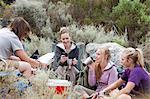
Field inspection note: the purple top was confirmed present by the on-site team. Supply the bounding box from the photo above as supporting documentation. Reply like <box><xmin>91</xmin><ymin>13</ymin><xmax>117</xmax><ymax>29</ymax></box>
<box><xmin>88</xmin><ymin>61</ymin><xmax>118</xmax><ymax>92</ymax></box>
<box><xmin>121</xmin><ymin>65</ymin><xmax>150</xmax><ymax>94</ymax></box>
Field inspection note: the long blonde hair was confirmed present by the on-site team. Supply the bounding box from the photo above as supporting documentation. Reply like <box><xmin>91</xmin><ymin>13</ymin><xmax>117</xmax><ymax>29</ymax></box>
<box><xmin>95</xmin><ymin>47</ymin><xmax>111</xmax><ymax>81</ymax></box>
<box><xmin>123</xmin><ymin>47</ymin><xmax>144</xmax><ymax>68</ymax></box>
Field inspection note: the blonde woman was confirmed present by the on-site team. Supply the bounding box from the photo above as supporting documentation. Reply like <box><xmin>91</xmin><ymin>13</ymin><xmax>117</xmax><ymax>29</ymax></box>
<box><xmin>53</xmin><ymin>27</ymin><xmax>79</xmax><ymax>84</ymax></box>
<box><xmin>74</xmin><ymin>47</ymin><xmax>118</xmax><ymax>99</ymax></box>
<box><xmin>100</xmin><ymin>48</ymin><xmax>150</xmax><ymax>99</ymax></box>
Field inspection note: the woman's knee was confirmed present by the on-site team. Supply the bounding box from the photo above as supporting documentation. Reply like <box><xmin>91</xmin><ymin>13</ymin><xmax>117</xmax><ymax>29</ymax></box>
<box><xmin>18</xmin><ymin>61</ymin><xmax>32</xmax><ymax>72</ymax></box>
<box><xmin>117</xmin><ymin>94</ymin><xmax>131</xmax><ymax>99</ymax></box>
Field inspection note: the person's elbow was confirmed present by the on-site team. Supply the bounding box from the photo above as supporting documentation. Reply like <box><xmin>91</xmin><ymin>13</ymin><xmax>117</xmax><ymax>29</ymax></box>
<box><xmin>126</xmin><ymin>89</ymin><xmax>131</xmax><ymax>94</ymax></box>
<box><xmin>121</xmin><ymin>82</ymin><xmax>135</xmax><ymax>94</ymax></box>
<box><xmin>122</xmin><ymin>88</ymin><xmax>132</xmax><ymax>94</ymax></box>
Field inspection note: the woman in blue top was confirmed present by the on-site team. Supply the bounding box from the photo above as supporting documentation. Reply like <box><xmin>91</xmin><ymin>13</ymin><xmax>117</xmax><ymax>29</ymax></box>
<box><xmin>98</xmin><ymin>48</ymin><xmax>150</xmax><ymax>99</ymax></box>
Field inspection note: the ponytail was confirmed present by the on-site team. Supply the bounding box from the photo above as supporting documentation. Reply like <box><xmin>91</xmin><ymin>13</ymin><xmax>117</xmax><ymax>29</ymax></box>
<box><xmin>135</xmin><ymin>48</ymin><xmax>144</xmax><ymax>68</ymax></box>
<box><xmin>124</xmin><ymin>47</ymin><xmax>145</xmax><ymax>68</ymax></box>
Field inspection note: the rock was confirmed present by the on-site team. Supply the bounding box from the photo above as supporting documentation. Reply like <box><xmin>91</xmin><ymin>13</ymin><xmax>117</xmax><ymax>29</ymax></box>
<box><xmin>143</xmin><ymin>43</ymin><xmax>150</xmax><ymax>72</ymax></box>
<box><xmin>86</xmin><ymin>43</ymin><xmax>125</xmax><ymax>67</ymax></box>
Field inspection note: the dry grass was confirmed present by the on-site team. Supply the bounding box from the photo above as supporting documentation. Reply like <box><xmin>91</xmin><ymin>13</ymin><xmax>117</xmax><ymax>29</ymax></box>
<box><xmin>1</xmin><ymin>68</ymin><xmax>150</xmax><ymax>99</ymax></box>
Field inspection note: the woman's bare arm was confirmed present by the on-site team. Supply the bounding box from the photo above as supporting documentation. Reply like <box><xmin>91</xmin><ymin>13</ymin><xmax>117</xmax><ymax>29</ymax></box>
<box><xmin>15</xmin><ymin>50</ymin><xmax>39</xmax><ymax>68</ymax></box>
<box><xmin>118</xmin><ymin>82</ymin><xmax>135</xmax><ymax>95</ymax></box>
<box><xmin>102</xmin><ymin>78</ymin><xmax>125</xmax><ymax>93</ymax></box>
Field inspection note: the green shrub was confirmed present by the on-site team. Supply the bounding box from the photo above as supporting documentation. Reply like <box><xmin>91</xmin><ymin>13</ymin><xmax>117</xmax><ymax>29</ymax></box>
<box><xmin>13</xmin><ymin>0</ymin><xmax>47</xmax><ymax>36</ymax></box>
<box><xmin>68</xmin><ymin>24</ymin><xmax>98</xmax><ymax>44</ymax></box>
<box><xmin>46</xmin><ymin>1</ymin><xmax>73</xmax><ymax>32</ymax></box>
<box><xmin>24</xmin><ymin>35</ymin><xmax>53</xmax><ymax>55</ymax></box>
<box><xmin>111</xmin><ymin>0</ymin><xmax>150</xmax><ymax>47</ymax></box>
<box><xmin>67</xmin><ymin>24</ymin><xmax>127</xmax><ymax>46</ymax></box>
<box><xmin>13</xmin><ymin>0</ymin><xmax>73</xmax><ymax>39</ymax></box>
<box><xmin>111</xmin><ymin>36</ymin><xmax>127</xmax><ymax>47</ymax></box>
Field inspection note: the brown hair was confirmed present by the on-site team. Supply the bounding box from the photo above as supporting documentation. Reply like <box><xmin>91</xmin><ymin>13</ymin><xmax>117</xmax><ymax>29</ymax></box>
<box><xmin>9</xmin><ymin>17</ymin><xmax>31</xmax><ymax>40</ymax></box>
<box><xmin>123</xmin><ymin>47</ymin><xmax>144</xmax><ymax>68</ymax></box>
<box><xmin>95</xmin><ymin>47</ymin><xmax>111</xmax><ymax>81</ymax></box>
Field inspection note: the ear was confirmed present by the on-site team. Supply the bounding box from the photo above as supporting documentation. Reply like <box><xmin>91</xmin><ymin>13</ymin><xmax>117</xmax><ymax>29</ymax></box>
<box><xmin>128</xmin><ymin>57</ymin><xmax>133</xmax><ymax>63</ymax></box>
<box><xmin>104</xmin><ymin>54</ymin><xmax>108</xmax><ymax>60</ymax></box>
